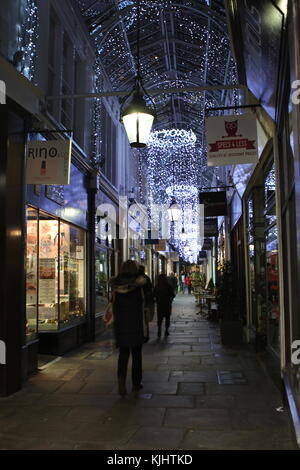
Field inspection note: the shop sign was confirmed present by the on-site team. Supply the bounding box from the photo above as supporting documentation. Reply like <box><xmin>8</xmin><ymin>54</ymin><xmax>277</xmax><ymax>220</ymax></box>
<box><xmin>26</xmin><ymin>140</ymin><xmax>72</xmax><ymax>185</ymax></box>
<box><xmin>204</xmin><ymin>218</ymin><xmax>218</xmax><ymax>236</ymax></box>
<box><xmin>202</xmin><ymin>238</ymin><xmax>213</xmax><ymax>250</ymax></box>
<box><xmin>200</xmin><ymin>192</ymin><xmax>227</xmax><ymax>217</ymax></box>
<box><xmin>155</xmin><ymin>240</ymin><xmax>167</xmax><ymax>252</ymax></box>
<box><xmin>144</xmin><ymin>238</ymin><xmax>159</xmax><ymax>245</ymax></box>
<box><xmin>206</xmin><ymin>114</ymin><xmax>258</xmax><ymax>167</ymax></box>
<box><xmin>236</xmin><ymin>0</ymin><xmax>285</xmax><ymax>121</ymax></box>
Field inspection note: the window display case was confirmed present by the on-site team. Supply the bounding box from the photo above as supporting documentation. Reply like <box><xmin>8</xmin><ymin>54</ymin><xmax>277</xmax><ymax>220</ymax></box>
<box><xmin>25</xmin><ymin>206</ymin><xmax>86</xmax><ymax>339</ymax></box>
<box><xmin>38</xmin><ymin>213</ymin><xmax>59</xmax><ymax>331</ymax></box>
<box><xmin>95</xmin><ymin>248</ymin><xmax>108</xmax><ymax>314</ymax></box>
<box><xmin>264</xmin><ymin>164</ymin><xmax>280</xmax><ymax>354</ymax></box>
<box><xmin>59</xmin><ymin>222</ymin><xmax>85</xmax><ymax>326</ymax></box>
<box><xmin>26</xmin><ymin>207</ymin><xmax>38</xmax><ymax>341</ymax></box>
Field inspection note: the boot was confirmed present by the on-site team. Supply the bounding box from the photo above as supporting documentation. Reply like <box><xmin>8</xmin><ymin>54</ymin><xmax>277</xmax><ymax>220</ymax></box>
<box><xmin>132</xmin><ymin>383</ymin><xmax>143</xmax><ymax>392</ymax></box>
<box><xmin>118</xmin><ymin>378</ymin><xmax>127</xmax><ymax>397</ymax></box>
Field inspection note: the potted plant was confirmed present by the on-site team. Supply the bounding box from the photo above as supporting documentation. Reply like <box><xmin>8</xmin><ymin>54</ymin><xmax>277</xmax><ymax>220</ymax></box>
<box><xmin>216</xmin><ymin>261</ymin><xmax>243</xmax><ymax>346</ymax></box>
<box><xmin>206</xmin><ymin>278</ymin><xmax>215</xmax><ymax>294</ymax></box>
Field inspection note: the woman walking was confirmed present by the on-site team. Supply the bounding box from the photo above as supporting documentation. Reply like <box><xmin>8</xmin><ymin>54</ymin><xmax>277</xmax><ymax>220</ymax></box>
<box><xmin>154</xmin><ymin>274</ymin><xmax>175</xmax><ymax>338</ymax></box>
<box><xmin>185</xmin><ymin>274</ymin><xmax>192</xmax><ymax>294</ymax></box>
<box><xmin>111</xmin><ymin>260</ymin><xmax>147</xmax><ymax>397</ymax></box>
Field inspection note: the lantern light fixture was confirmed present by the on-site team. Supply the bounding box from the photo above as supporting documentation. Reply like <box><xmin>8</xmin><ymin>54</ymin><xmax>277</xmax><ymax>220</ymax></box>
<box><xmin>120</xmin><ymin>0</ymin><xmax>155</xmax><ymax>148</ymax></box>
<box><xmin>167</xmin><ymin>197</ymin><xmax>181</xmax><ymax>222</ymax></box>
<box><xmin>179</xmin><ymin>227</ymin><xmax>187</xmax><ymax>242</ymax></box>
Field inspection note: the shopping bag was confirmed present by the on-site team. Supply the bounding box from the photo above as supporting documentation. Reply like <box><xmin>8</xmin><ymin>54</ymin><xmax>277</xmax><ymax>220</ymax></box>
<box><xmin>104</xmin><ymin>302</ymin><xmax>114</xmax><ymax>327</ymax></box>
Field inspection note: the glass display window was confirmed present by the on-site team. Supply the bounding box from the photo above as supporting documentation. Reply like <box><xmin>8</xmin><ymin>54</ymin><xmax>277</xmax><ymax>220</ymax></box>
<box><xmin>59</xmin><ymin>222</ymin><xmax>86</xmax><ymax>326</ymax></box>
<box><xmin>265</xmin><ymin>164</ymin><xmax>276</xmax><ymax>206</ymax></box>
<box><xmin>247</xmin><ymin>196</ymin><xmax>254</xmax><ymax>243</ymax></box>
<box><xmin>264</xmin><ymin>163</ymin><xmax>280</xmax><ymax>355</ymax></box>
<box><xmin>25</xmin><ymin>206</ymin><xmax>86</xmax><ymax>334</ymax></box>
<box><xmin>38</xmin><ymin>212</ymin><xmax>59</xmax><ymax>331</ymax></box>
<box><xmin>26</xmin><ymin>207</ymin><xmax>38</xmax><ymax>341</ymax></box>
<box><xmin>95</xmin><ymin>248</ymin><xmax>108</xmax><ymax>315</ymax></box>
<box><xmin>265</xmin><ymin>164</ymin><xmax>277</xmax><ymax>227</ymax></box>
<box><xmin>266</xmin><ymin>227</ymin><xmax>280</xmax><ymax>353</ymax></box>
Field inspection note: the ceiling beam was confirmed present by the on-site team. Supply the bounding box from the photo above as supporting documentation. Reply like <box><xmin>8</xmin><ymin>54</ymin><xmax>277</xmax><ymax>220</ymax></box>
<box><xmin>46</xmin><ymin>84</ymin><xmax>245</xmax><ymax>101</ymax></box>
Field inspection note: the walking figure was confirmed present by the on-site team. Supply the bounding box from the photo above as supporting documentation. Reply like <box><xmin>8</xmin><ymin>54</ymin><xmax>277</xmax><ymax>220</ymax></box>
<box><xmin>111</xmin><ymin>260</ymin><xmax>147</xmax><ymax>397</ymax></box>
<box><xmin>154</xmin><ymin>274</ymin><xmax>175</xmax><ymax>338</ymax></box>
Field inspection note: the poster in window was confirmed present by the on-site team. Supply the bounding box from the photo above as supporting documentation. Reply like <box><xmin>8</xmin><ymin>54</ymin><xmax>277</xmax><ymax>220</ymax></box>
<box><xmin>39</xmin><ymin>258</ymin><xmax>56</xmax><ymax>304</ymax></box>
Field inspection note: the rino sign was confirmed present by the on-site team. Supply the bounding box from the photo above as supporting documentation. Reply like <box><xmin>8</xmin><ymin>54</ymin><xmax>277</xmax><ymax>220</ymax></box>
<box><xmin>0</xmin><ymin>340</ymin><xmax>6</xmax><ymax>365</ymax></box>
<box><xmin>26</xmin><ymin>140</ymin><xmax>72</xmax><ymax>185</ymax></box>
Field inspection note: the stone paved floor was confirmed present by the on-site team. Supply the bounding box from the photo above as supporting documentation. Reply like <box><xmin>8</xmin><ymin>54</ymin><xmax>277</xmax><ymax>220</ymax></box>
<box><xmin>0</xmin><ymin>294</ymin><xmax>298</xmax><ymax>450</ymax></box>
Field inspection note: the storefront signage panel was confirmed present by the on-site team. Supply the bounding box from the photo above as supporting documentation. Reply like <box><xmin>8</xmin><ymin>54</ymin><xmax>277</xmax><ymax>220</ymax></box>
<box><xmin>206</xmin><ymin>114</ymin><xmax>258</xmax><ymax>167</ymax></box>
<box><xmin>27</xmin><ymin>163</ymin><xmax>88</xmax><ymax>230</ymax></box>
<box><xmin>26</xmin><ymin>140</ymin><xmax>72</xmax><ymax>185</ymax></box>
<box><xmin>200</xmin><ymin>192</ymin><xmax>227</xmax><ymax>217</ymax></box>
<box><xmin>237</xmin><ymin>0</ymin><xmax>284</xmax><ymax>121</ymax></box>
<box><xmin>202</xmin><ymin>238</ymin><xmax>213</xmax><ymax>250</ymax></box>
<box><xmin>204</xmin><ymin>218</ymin><xmax>218</xmax><ymax>236</ymax></box>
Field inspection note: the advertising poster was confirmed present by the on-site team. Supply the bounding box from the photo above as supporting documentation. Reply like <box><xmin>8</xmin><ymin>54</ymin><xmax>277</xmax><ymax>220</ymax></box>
<box><xmin>39</xmin><ymin>259</ymin><xmax>56</xmax><ymax>304</ymax></box>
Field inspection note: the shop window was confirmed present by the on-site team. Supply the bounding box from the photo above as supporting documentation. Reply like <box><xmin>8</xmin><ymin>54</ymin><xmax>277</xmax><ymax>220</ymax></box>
<box><xmin>247</xmin><ymin>197</ymin><xmax>254</xmax><ymax>243</ymax></box>
<box><xmin>266</xmin><ymin>224</ymin><xmax>280</xmax><ymax>353</ymax></box>
<box><xmin>246</xmin><ymin>195</ymin><xmax>257</xmax><ymax>329</ymax></box>
<box><xmin>265</xmin><ymin>164</ymin><xmax>276</xmax><ymax>227</ymax></box>
<box><xmin>25</xmin><ymin>207</ymin><xmax>86</xmax><ymax>335</ymax></box>
<box><xmin>38</xmin><ymin>212</ymin><xmax>59</xmax><ymax>330</ymax></box>
<box><xmin>264</xmin><ymin>164</ymin><xmax>280</xmax><ymax>354</ymax></box>
<box><xmin>26</xmin><ymin>207</ymin><xmax>38</xmax><ymax>341</ymax></box>
<box><xmin>59</xmin><ymin>222</ymin><xmax>86</xmax><ymax>326</ymax></box>
<box><xmin>95</xmin><ymin>249</ymin><xmax>108</xmax><ymax>315</ymax></box>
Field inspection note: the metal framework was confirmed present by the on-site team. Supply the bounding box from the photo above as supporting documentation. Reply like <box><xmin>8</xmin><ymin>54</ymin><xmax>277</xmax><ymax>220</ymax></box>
<box><xmin>73</xmin><ymin>0</ymin><xmax>240</xmax><ymax>184</ymax></box>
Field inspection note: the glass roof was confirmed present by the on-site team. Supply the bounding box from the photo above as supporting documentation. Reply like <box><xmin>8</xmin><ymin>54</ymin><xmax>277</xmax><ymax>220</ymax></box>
<box><xmin>74</xmin><ymin>0</ymin><xmax>239</xmax><ymax>185</ymax></box>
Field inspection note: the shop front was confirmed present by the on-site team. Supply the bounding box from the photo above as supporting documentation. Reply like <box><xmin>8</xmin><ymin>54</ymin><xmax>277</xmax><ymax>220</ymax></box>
<box><xmin>26</xmin><ymin>206</ymin><xmax>87</xmax><ymax>355</ymax></box>
<box><xmin>243</xmin><ymin>151</ymin><xmax>281</xmax><ymax>355</ymax></box>
<box><xmin>95</xmin><ymin>189</ymin><xmax>119</xmax><ymax>334</ymax></box>
<box><xmin>26</xmin><ymin>157</ymin><xmax>91</xmax><ymax>357</ymax></box>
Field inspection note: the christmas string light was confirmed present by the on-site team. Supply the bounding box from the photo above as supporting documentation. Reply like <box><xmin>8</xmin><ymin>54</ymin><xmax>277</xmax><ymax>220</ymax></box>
<box><xmin>146</xmin><ymin>128</ymin><xmax>203</xmax><ymax>262</ymax></box>
<box><xmin>19</xmin><ymin>0</ymin><xmax>39</xmax><ymax>82</ymax></box>
<box><xmin>76</xmin><ymin>0</ymin><xmax>239</xmax><ymax>246</ymax></box>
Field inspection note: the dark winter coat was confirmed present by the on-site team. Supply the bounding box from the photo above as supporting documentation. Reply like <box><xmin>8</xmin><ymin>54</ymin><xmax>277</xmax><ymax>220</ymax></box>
<box><xmin>167</xmin><ymin>274</ymin><xmax>178</xmax><ymax>293</ymax></box>
<box><xmin>153</xmin><ymin>284</ymin><xmax>175</xmax><ymax>317</ymax></box>
<box><xmin>112</xmin><ymin>274</ymin><xmax>146</xmax><ymax>348</ymax></box>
